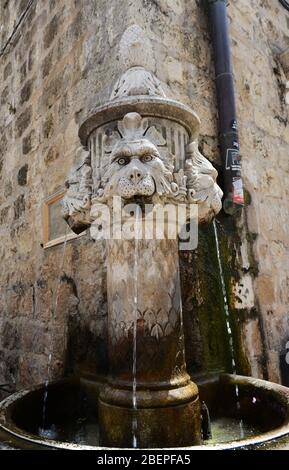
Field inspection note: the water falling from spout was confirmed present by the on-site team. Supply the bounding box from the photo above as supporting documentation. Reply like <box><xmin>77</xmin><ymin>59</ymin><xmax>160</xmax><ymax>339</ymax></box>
<box><xmin>41</xmin><ymin>227</ymin><xmax>69</xmax><ymax>432</ymax></box>
<box><xmin>177</xmin><ymin>258</ymin><xmax>187</xmax><ymax>374</ymax></box>
<box><xmin>41</xmin><ymin>353</ymin><xmax>52</xmax><ymax>430</ymax></box>
<box><xmin>132</xmin><ymin>208</ymin><xmax>141</xmax><ymax>448</ymax></box>
<box><xmin>213</xmin><ymin>220</ymin><xmax>244</xmax><ymax>436</ymax></box>
<box><xmin>213</xmin><ymin>220</ymin><xmax>236</xmax><ymax>373</ymax></box>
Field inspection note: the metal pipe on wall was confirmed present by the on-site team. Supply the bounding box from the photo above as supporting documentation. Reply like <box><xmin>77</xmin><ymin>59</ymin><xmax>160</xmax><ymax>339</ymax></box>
<box><xmin>279</xmin><ymin>0</ymin><xmax>289</xmax><ymax>13</ymax></box>
<box><xmin>206</xmin><ymin>0</ymin><xmax>244</xmax><ymax>214</ymax></box>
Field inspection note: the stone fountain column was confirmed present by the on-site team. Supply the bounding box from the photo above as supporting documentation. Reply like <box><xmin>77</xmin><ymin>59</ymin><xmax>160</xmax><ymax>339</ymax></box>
<box><xmin>62</xmin><ymin>25</ymin><xmax>223</xmax><ymax>448</ymax></box>
<box><xmin>100</xmin><ymin>236</ymin><xmax>200</xmax><ymax>447</ymax></box>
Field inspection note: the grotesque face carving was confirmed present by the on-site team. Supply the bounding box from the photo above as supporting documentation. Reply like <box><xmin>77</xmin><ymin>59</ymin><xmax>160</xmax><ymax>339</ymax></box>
<box><xmin>111</xmin><ymin>140</ymin><xmax>159</xmax><ymax>198</ymax></box>
<box><xmin>96</xmin><ymin>113</ymin><xmax>174</xmax><ymax>202</ymax></box>
<box><xmin>104</xmin><ymin>139</ymin><xmax>173</xmax><ymax>199</ymax></box>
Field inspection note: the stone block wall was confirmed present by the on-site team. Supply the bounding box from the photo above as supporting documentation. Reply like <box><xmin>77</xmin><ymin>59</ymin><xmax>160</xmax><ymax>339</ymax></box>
<box><xmin>0</xmin><ymin>0</ymin><xmax>288</xmax><ymax>391</ymax></box>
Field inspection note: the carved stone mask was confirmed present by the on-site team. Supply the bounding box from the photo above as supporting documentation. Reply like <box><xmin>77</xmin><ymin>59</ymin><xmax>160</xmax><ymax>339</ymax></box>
<box><xmin>102</xmin><ymin>138</ymin><xmax>172</xmax><ymax>199</ymax></box>
<box><xmin>96</xmin><ymin>112</ymin><xmax>174</xmax><ymax>202</ymax></box>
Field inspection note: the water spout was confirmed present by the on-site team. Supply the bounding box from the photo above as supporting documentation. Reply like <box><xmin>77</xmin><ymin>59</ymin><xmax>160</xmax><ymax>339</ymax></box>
<box><xmin>201</xmin><ymin>401</ymin><xmax>212</xmax><ymax>440</ymax></box>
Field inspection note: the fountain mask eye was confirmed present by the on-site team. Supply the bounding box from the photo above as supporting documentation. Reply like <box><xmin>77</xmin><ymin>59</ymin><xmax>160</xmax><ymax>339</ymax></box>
<box><xmin>117</xmin><ymin>157</ymin><xmax>130</xmax><ymax>166</ymax></box>
<box><xmin>140</xmin><ymin>155</ymin><xmax>154</xmax><ymax>163</ymax></box>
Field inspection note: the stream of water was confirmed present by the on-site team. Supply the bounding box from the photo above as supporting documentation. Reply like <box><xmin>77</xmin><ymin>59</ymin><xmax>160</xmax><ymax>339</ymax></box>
<box><xmin>177</xmin><ymin>253</ymin><xmax>187</xmax><ymax>374</ymax></box>
<box><xmin>132</xmin><ymin>208</ymin><xmax>141</xmax><ymax>448</ymax></box>
<box><xmin>40</xmin><ymin>228</ymin><xmax>69</xmax><ymax>433</ymax></box>
<box><xmin>213</xmin><ymin>220</ymin><xmax>244</xmax><ymax>438</ymax></box>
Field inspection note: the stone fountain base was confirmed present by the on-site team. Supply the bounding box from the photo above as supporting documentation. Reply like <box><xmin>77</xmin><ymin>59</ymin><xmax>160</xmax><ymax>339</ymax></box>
<box><xmin>98</xmin><ymin>383</ymin><xmax>201</xmax><ymax>448</ymax></box>
<box><xmin>1</xmin><ymin>374</ymin><xmax>289</xmax><ymax>450</ymax></box>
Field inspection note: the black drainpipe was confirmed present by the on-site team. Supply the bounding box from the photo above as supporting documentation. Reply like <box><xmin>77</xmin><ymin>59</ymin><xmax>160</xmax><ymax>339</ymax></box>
<box><xmin>279</xmin><ymin>0</ymin><xmax>289</xmax><ymax>13</ymax></box>
<box><xmin>206</xmin><ymin>0</ymin><xmax>244</xmax><ymax>215</ymax></box>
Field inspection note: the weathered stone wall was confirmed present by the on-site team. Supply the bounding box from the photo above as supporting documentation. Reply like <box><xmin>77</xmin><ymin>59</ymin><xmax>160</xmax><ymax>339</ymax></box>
<box><xmin>228</xmin><ymin>0</ymin><xmax>289</xmax><ymax>382</ymax></box>
<box><xmin>0</xmin><ymin>0</ymin><xmax>288</xmax><ymax>392</ymax></box>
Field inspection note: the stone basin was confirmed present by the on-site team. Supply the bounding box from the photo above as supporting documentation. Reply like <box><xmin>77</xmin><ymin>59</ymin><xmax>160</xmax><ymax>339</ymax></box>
<box><xmin>1</xmin><ymin>374</ymin><xmax>289</xmax><ymax>450</ymax></box>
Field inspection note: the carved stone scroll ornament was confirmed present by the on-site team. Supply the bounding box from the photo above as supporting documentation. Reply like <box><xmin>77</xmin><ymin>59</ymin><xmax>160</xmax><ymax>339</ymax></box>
<box><xmin>62</xmin><ymin>147</ymin><xmax>92</xmax><ymax>234</ymax></box>
<box><xmin>185</xmin><ymin>142</ymin><xmax>223</xmax><ymax>223</ymax></box>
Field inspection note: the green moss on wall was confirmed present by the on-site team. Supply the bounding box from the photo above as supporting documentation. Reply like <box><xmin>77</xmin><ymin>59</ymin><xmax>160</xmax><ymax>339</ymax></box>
<box><xmin>181</xmin><ymin>221</ymin><xmax>234</xmax><ymax>375</ymax></box>
<box><xmin>181</xmin><ymin>201</ymin><xmax>268</xmax><ymax>379</ymax></box>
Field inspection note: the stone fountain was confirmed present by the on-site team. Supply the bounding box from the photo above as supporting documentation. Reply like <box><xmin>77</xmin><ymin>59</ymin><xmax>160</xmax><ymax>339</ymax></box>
<box><xmin>1</xmin><ymin>26</ymin><xmax>289</xmax><ymax>450</ymax></box>
<box><xmin>61</xmin><ymin>25</ymin><xmax>223</xmax><ymax>447</ymax></box>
